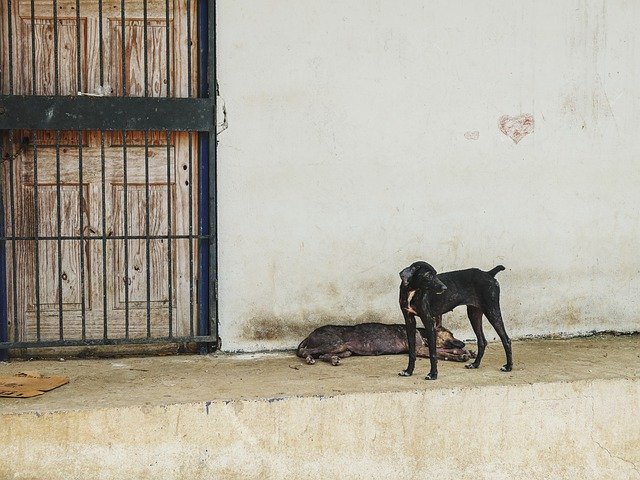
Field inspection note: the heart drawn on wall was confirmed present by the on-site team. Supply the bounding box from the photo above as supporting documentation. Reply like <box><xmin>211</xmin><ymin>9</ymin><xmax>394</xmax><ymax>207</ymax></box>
<box><xmin>498</xmin><ymin>114</ymin><xmax>534</xmax><ymax>144</ymax></box>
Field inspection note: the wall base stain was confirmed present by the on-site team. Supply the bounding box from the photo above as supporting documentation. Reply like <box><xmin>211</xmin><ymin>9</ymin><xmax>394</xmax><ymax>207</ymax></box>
<box><xmin>241</xmin><ymin>311</ymin><xmax>391</xmax><ymax>342</ymax></box>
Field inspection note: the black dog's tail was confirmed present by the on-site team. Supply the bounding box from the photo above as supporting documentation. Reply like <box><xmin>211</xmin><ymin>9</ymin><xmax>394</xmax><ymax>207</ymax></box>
<box><xmin>487</xmin><ymin>265</ymin><xmax>505</xmax><ymax>277</ymax></box>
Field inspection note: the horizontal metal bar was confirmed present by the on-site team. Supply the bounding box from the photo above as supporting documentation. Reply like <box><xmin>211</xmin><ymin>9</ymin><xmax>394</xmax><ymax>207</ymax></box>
<box><xmin>0</xmin><ymin>234</ymin><xmax>212</xmax><ymax>241</ymax></box>
<box><xmin>0</xmin><ymin>335</ymin><xmax>218</xmax><ymax>349</ymax></box>
<box><xmin>0</xmin><ymin>96</ymin><xmax>216</xmax><ymax>131</ymax></box>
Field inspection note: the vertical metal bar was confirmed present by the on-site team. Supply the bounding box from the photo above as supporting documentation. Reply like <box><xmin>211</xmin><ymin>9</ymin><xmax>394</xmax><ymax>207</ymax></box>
<box><xmin>208</xmin><ymin>0</ymin><xmax>218</xmax><ymax>346</ymax></box>
<box><xmin>197</xmin><ymin>0</ymin><xmax>210</xmax><ymax>351</ymax></box>
<box><xmin>98</xmin><ymin>0</ymin><xmax>104</xmax><ymax>88</ymax></box>
<box><xmin>123</xmin><ymin>129</ymin><xmax>129</xmax><ymax>338</ymax></box>
<box><xmin>144</xmin><ymin>131</ymin><xmax>151</xmax><ymax>337</ymax></box>
<box><xmin>7</xmin><ymin>0</ymin><xmax>14</xmax><ymax>94</ymax></box>
<box><xmin>143</xmin><ymin>0</ymin><xmax>151</xmax><ymax>337</ymax></box>
<box><xmin>75</xmin><ymin>1</ymin><xmax>86</xmax><ymax>339</ymax></box>
<box><xmin>7</xmin><ymin>134</ymin><xmax>18</xmax><ymax>345</ymax></box>
<box><xmin>32</xmin><ymin>131</ymin><xmax>41</xmax><ymax>341</ymax></box>
<box><xmin>120</xmin><ymin>0</ymin><xmax>126</xmax><ymax>96</ymax></box>
<box><xmin>0</xmin><ymin>37</ymin><xmax>14</xmax><ymax>362</ymax></box>
<box><xmin>165</xmin><ymin>0</ymin><xmax>171</xmax><ymax>98</ymax></box>
<box><xmin>30</xmin><ymin>0</ymin><xmax>37</xmax><ymax>95</ymax></box>
<box><xmin>143</xmin><ymin>0</ymin><xmax>149</xmax><ymax>97</ymax></box>
<box><xmin>53</xmin><ymin>2</ymin><xmax>62</xmax><ymax>340</ymax></box>
<box><xmin>187</xmin><ymin>0</ymin><xmax>193</xmax><ymax>97</ymax></box>
<box><xmin>188</xmin><ymin>131</ymin><xmax>194</xmax><ymax>337</ymax></box>
<box><xmin>29</xmin><ymin>2</ymin><xmax>40</xmax><ymax>341</ymax></box>
<box><xmin>165</xmin><ymin>0</ymin><xmax>173</xmax><ymax>337</ymax></box>
<box><xmin>98</xmin><ymin>3</ymin><xmax>107</xmax><ymax>339</ymax></box>
<box><xmin>120</xmin><ymin>0</ymin><xmax>129</xmax><ymax>339</ymax></box>
<box><xmin>187</xmin><ymin>0</ymin><xmax>194</xmax><ymax>336</ymax></box>
<box><xmin>55</xmin><ymin>130</ymin><xmax>63</xmax><ymax>339</ymax></box>
<box><xmin>100</xmin><ymin>130</ymin><xmax>108</xmax><ymax>339</ymax></box>
<box><xmin>75</xmin><ymin>0</ymin><xmax>82</xmax><ymax>93</ymax></box>
<box><xmin>0</xmin><ymin>253</ymin><xmax>5</xmax><ymax>359</ymax></box>
<box><xmin>0</xmin><ymin>141</ymin><xmax>8</xmax><ymax>361</ymax></box>
<box><xmin>53</xmin><ymin>0</ymin><xmax>60</xmax><ymax>95</ymax></box>
<box><xmin>166</xmin><ymin>131</ymin><xmax>173</xmax><ymax>338</ymax></box>
<box><xmin>77</xmin><ymin>131</ymin><xmax>86</xmax><ymax>339</ymax></box>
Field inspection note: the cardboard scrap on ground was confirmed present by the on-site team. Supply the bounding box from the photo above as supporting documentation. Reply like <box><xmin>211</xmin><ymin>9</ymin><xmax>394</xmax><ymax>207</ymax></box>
<box><xmin>0</xmin><ymin>371</ymin><xmax>69</xmax><ymax>398</ymax></box>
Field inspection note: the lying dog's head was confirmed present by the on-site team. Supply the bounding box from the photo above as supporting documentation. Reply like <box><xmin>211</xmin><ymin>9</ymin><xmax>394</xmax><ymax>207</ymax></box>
<box><xmin>399</xmin><ymin>261</ymin><xmax>447</xmax><ymax>295</ymax></box>
<box><xmin>418</xmin><ymin>326</ymin><xmax>466</xmax><ymax>350</ymax></box>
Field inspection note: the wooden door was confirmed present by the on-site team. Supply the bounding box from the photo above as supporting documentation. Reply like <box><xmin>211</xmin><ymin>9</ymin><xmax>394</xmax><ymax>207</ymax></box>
<box><xmin>1</xmin><ymin>0</ymin><xmax>199</xmax><ymax>342</ymax></box>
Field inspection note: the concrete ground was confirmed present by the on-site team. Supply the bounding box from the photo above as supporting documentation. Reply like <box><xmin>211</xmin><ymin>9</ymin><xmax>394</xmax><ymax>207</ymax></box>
<box><xmin>1</xmin><ymin>334</ymin><xmax>639</xmax><ymax>479</ymax></box>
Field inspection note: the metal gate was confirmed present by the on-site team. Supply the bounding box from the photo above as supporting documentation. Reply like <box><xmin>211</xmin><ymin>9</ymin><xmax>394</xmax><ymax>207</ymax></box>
<box><xmin>0</xmin><ymin>0</ymin><xmax>217</xmax><ymax>359</ymax></box>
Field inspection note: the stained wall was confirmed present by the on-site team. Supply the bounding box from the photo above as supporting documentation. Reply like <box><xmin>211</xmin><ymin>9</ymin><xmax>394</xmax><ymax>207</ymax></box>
<box><xmin>216</xmin><ymin>0</ymin><xmax>640</xmax><ymax>351</ymax></box>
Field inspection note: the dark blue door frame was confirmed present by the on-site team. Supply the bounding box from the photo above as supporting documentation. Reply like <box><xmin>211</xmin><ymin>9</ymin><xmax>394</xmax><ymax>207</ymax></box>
<box><xmin>198</xmin><ymin>0</ymin><xmax>218</xmax><ymax>353</ymax></box>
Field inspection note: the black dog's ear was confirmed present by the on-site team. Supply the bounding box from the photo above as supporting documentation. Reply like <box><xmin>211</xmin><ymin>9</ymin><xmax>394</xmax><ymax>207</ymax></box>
<box><xmin>398</xmin><ymin>267</ymin><xmax>413</xmax><ymax>287</ymax></box>
<box><xmin>399</xmin><ymin>265</ymin><xmax>416</xmax><ymax>288</ymax></box>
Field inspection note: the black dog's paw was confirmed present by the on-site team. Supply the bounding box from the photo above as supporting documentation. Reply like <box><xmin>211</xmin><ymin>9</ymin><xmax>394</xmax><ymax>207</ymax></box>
<box><xmin>465</xmin><ymin>363</ymin><xmax>479</xmax><ymax>369</ymax></box>
<box><xmin>500</xmin><ymin>364</ymin><xmax>513</xmax><ymax>372</ymax></box>
<box><xmin>398</xmin><ymin>370</ymin><xmax>412</xmax><ymax>377</ymax></box>
<box><xmin>425</xmin><ymin>373</ymin><xmax>437</xmax><ymax>380</ymax></box>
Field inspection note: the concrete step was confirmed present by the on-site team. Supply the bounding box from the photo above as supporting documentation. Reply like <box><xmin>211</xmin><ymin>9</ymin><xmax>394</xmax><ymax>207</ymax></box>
<box><xmin>1</xmin><ymin>334</ymin><xmax>639</xmax><ymax>479</ymax></box>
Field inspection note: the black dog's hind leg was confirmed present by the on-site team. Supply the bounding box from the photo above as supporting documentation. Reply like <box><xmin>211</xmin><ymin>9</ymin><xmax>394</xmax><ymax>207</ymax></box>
<box><xmin>465</xmin><ymin>306</ymin><xmax>487</xmax><ymax>369</ymax></box>
<box><xmin>484</xmin><ymin>304</ymin><xmax>513</xmax><ymax>372</ymax></box>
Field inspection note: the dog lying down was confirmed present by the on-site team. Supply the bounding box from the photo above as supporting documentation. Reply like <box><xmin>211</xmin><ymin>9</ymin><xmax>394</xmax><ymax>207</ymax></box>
<box><xmin>297</xmin><ymin>323</ymin><xmax>476</xmax><ymax>366</ymax></box>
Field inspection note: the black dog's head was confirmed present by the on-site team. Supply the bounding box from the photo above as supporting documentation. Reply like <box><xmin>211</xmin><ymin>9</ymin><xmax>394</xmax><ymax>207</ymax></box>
<box><xmin>399</xmin><ymin>261</ymin><xmax>447</xmax><ymax>295</ymax></box>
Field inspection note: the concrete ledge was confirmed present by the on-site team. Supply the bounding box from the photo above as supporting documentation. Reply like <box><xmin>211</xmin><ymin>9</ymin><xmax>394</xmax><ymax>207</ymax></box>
<box><xmin>1</xmin><ymin>335</ymin><xmax>639</xmax><ymax>479</ymax></box>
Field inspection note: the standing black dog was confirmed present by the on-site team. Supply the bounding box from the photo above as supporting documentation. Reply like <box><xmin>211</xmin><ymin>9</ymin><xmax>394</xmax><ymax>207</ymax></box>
<box><xmin>398</xmin><ymin>261</ymin><xmax>513</xmax><ymax>380</ymax></box>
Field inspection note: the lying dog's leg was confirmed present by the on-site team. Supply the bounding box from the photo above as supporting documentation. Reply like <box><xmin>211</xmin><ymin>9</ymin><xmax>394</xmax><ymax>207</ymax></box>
<box><xmin>437</xmin><ymin>348</ymin><xmax>471</xmax><ymax>362</ymax></box>
<box><xmin>318</xmin><ymin>350</ymin><xmax>352</xmax><ymax>366</ymax></box>
<box><xmin>465</xmin><ymin>305</ymin><xmax>487</xmax><ymax>369</ymax></box>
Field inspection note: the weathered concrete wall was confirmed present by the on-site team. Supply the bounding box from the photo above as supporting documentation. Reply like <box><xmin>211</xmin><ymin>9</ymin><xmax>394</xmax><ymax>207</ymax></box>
<box><xmin>216</xmin><ymin>0</ymin><xmax>640</xmax><ymax>351</ymax></box>
<box><xmin>2</xmin><ymin>378</ymin><xmax>639</xmax><ymax>479</ymax></box>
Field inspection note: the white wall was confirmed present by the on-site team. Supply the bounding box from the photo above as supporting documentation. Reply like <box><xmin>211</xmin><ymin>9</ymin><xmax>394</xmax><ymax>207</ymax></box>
<box><xmin>216</xmin><ymin>0</ymin><xmax>640</xmax><ymax>351</ymax></box>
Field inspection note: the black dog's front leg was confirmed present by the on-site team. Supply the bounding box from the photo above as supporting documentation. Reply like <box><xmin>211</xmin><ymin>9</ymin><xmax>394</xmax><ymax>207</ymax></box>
<box><xmin>399</xmin><ymin>311</ymin><xmax>416</xmax><ymax>376</ymax></box>
<box><xmin>421</xmin><ymin>312</ymin><xmax>438</xmax><ymax>380</ymax></box>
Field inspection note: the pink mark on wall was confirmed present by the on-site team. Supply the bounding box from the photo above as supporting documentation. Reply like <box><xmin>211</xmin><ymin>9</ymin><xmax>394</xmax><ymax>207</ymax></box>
<box><xmin>498</xmin><ymin>114</ymin><xmax>534</xmax><ymax>144</ymax></box>
<box><xmin>464</xmin><ymin>130</ymin><xmax>480</xmax><ymax>140</ymax></box>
